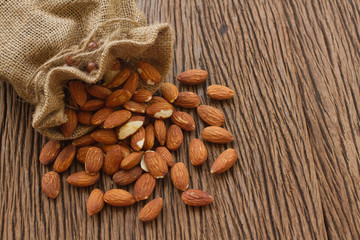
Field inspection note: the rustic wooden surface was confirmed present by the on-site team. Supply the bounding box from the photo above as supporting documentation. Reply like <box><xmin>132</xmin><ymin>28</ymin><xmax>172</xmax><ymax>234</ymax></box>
<box><xmin>1</xmin><ymin>0</ymin><xmax>360</xmax><ymax>239</ymax></box>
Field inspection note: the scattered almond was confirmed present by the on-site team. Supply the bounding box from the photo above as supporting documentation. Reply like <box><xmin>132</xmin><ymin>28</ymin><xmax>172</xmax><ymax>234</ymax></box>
<box><xmin>60</xmin><ymin>108</ymin><xmax>78</xmax><ymax>137</ymax></box>
<box><xmin>211</xmin><ymin>149</ymin><xmax>238</xmax><ymax>174</ymax></box>
<box><xmin>85</xmin><ymin>147</ymin><xmax>104</xmax><ymax>174</ymax></box>
<box><xmin>39</xmin><ymin>140</ymin><xmax>61</xmax><ymax>165</ymax></box>
<box><xmin>143</xmin><ymin>124</ymin><xmax>155</xmax><ymax>150</ymax></box>
<box><xmin>131</xmin><ymin>89</ymin><xmax>153</xmax><ymax>103</ymax></box>
<box><xmin>80</xmin><ymin>99</ymin><xmax>105</xmax><ymax>111</ymax></box>
<box><xmin>207</xmin><ymin>85</ymin><xmax>234</xmax><ymax>100</ymax></box>
<box><xmin>72</xmin><ymin>134</ymin><xmax>96</xmax><ymax>146</ymax></box>
<box><xmin>138</xmin><ymin>198</ymin><xmax>163</xmax><ymax>222</ymax></box>
<box><xmin>77</xmin><ymin>111</ymin><xmax>93</xmax><ymax>125</ymax></box>
<box><xmin>87</xmin><ymin>189</ymin><xmax>105</xmax><ymax>216</ymax></box>
<box><xmin>122</xmin><ymin>72</ymin><xmax>139</xmax><ymax>94</ymax></box>
<box><xmin>91</xmin><ymin>129</ymin><xmax>117</xmax><ymax>145</ymax></box>
<box><xmin>130</xmin><ymin>127</ymin><xmax>145</xmax><ymax>151</ymax></box>
<box><xmin>137</xmin><ymin>62</ymin><xmax>161</xmax><ymax>85</ymax></box>
<box><xmin>166</xmin><ymin>125</ymin><xmax>183</xmax><ymax>151</ymax></box>
<box><xmin>171</xmin><ymin>163</ymin><xmax>189</xmax><ymax>191</ymax></box>
<box><xmin>120</xmin><ymin>151</ymin><xmax>145</xmax><ymax>170</ymax></box>
<box><xmin>170</xmin><ymin>111</ymin><xmax>195</xmax><ymax>131</ymax></box>
<box><xmin>155</xmin><ymin>146</ymin><xmax>175</xmax><ymax>167</ymax></box>
<box><xmin>181</xmin><ymin>189</ymin><xmax>213</xmax><ymax>206</ymax></box>
<box><xmin>144</xmin><ymin>151</ymin><xmax>168</xmax><ymax>179</ymax></box>
<box><xmin>90</xmin><ymin>108</ymin><xmax>114</xmax><ymax>126</ymax></box>
<box><xmin>105</xmin><ymin>89</ymin><xmax>132</xmax><ymax>108</ymax></box>
<box><xmin>173</xmin><ymin>91</ymin><xmax>200</xmax><ymax>108</ymax></box>
<box><xmin>197</xmin><ymin>105</ymin><xmax>225</xmax><ymax>126</ymax></box>
<box><xmin>160</xmin><ymin>83</ymin><xmax>179</xmax><ymax>103</ymax></box>
<box><xmin>86</xmin><ymin>85</ymin><xmax>112</xmax><ymax>99</ymax></box>
<box><xmin>103</xmin><ymin>189</ymin><xmax>136</xmax><ymax>207</ymax></box>
<box><xmin>149</xmin><ymin>96</ymin><xmax>169</xmax><ymax>105</ymax></box>
<box><xmin>134</xmin><ymin>173</ymin><xmax>156</xmax><ymax>201</ymax></box>
<box><xmin>154</xmin><ymin>120</ymin><xmax>166</xmax><ymax>145</ymax></box>
<box><xmin>113</xmin><ymin>167</ymin><xmax>143</xmax><ymax>186</ymax></box>
<box><xmin>41</xmin><ymin>171</ymin><xmax>60</xmax><ymax>199</ymax></box>
<box><xmin>176</xmin><ymin>69</ymin><xmax>208</xmax><ymax>85</ymax></box>
<box><xmin>107</xmin><ymin>68</ymin><xmax>131</xmax><ymax>89</ymax></box>
<box><xmin>123</xmin><ymin>101</ymin><xmax>148</xmax><ymax>113</ymax></box>
<box><xmin>67</xmin><ymin>171</ymin><xmax>100</xmax><ymax>187</ymax></box>
<box><xmin>202</xmin><ymin>126</ymin><xmax>234</xmax><ymax>144</ymax></box>
<box><xmin>53</xmin><ymin>144</ymin><xmax>76</xmax><ymax>173</ymax></box>
<box><xmin>189</xmin><ymin>139</ymin><xmax>207</xmax><ymax>166</ymax></box>
<box><xmin>68</xmin><ymin>80</ymin><xmax>87</xmax><ymax>107</ymax></box>
<box><xmin>104</xmin><ymin>59</ymin><xmax>122</xmax><ymax>83</ymax></box>
<box><xmin>116</xmin><ymin>115</ymin><xmax>145</xmax><ymax>140</ymax></box>
<box><xmin>103</xmin><ymin>109</ymin><xmax>132</xmax><ymax>129</ymax></box>
<box><xmin>77</xmin><ymin>146</ymin><xmax>92</xmax><ymax>163</ymax></box>
<box><xmin>103</xmin><ymin>145</ymin><xmax>123</xmax><ymax>175</ymax></box>
<box><xmin>146</xmin><ymin>102</ymin><xmax>174</xmax><ymax>119</ymax></box>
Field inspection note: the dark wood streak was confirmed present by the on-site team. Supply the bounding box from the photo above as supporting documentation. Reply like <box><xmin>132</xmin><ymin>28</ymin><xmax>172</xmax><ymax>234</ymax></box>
<box><xmin>1</xmin><ymin>0</ymin><xmax>360</xmax><ymax>239</ymax></box>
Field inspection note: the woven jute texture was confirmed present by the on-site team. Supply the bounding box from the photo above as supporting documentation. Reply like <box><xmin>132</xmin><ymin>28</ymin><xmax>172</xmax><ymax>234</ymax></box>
<box><xmin>0</xmin><ymin>0</ymin><xmax>173</xmax><ymax>140</ymax></box>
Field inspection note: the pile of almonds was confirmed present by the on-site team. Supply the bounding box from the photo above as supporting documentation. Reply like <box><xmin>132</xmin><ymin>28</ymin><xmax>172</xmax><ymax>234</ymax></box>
<box><xmin>40</xmin><ymin>59</ymin><xmax>237</xmax><ymax>222</ymax></box>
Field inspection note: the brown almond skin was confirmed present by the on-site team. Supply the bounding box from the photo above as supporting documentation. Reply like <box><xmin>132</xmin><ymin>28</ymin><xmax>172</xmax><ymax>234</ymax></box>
<box><xmin>166</xmin><ymin>125</ymin><xmax>183</xmax><ymax>151</ymax></box>
<box><xmin>60</xmin><ymin>108</ymin><xmax>78</xmax><ymax>137</ymax></box>
<box><xmin>189</xmin><ymin>139</ymin><xmax>208</xmax><ymax>166</ymax></box>
<box><xmin>77</xmin><ymin>111</ymin><xmax>93</xmax><ymax>125</ymax></box>
<box><xmin>87</xmin><ymin>189</ymin><xmax>105</xmax><ymax>216</ymax></box>
<box><xmin>105</xmin><ymin>89</ymin><xmax>132</xmax><ymax>108</ymax></box>
<box><xmin>67</xmin><ymin>95</ymin><xmax>79</xmax><ymax>109</ymax></box>
<box><xmin>202</xmin><ymin>126</ymin><xmax>234</xmax><ymax>144</ymax></box>
<box><xmin>80</xmin><ymin>99</ymin><xmax>105</xmax><ymax>111</ymax></box>
<box><xmin>123</xmin><ymin>101</ymin><xmax>148</xmax><ymax>114</ymax></box>
<box><xmin>160</xmin><ymin>83</ymin><xmax>179</xmax><ymax>103</ymax></box>
<box><xmin>176</xmin><ymin>69</ymin><xmax>208</xmax><ymax>85</ymax></box>
<box><xmin>103</xmin><ymin>189</ymin><xmax>136</xmax><ymax>207</ymax></box>
<box><xmin>103</xmin><ymin>110</ymin><xmax>132</xmax><ymax>129</ymax></box>
<box><xmin>122</xmin><ymin>72</ymin><xmax>139</xmax><ymax>94</ymax></box>
<box><xmin>207</xmin><ymin>85</ymin><xmax>234</xmax><ymax>100</ymax></box>
<box><xmin>39</xmin><ymin>140</ymin><xmax>61</xmax><ymax>165</ymax></box>
<box><xmin>91</xmin><ymin>129</ymin><xmax>118</xmax><ymax>145</ymax></box>
<box><xmin>149</xmin><ymin>96</ymin><xmax>169</xmax><ymax>105</ymax></box>
<box><xmin>72</xmin><ymin>134</ymin><xmax>96</xmax><ymax>146</ymax></box>
<box><xmin>134</xmin><ymin>173</ymin><xmax>156</xmax><ymax>201</ymax></box>
<box><xmin>85</xmin><ymin>147</ymin><xmax>104</xmax><ymax>174</ymax></box>
<box><xmin>103</xmin><ymin>145</ymin><xmax>123</xmax><ymax>175</ymax></box>
<box><xmin>146</xmin><ymin>102</ymin><xmax>174</xmax><ymax>119</ymax></box>
<box><xmin>118</xmin><ymin>143</ymin><xmax>131</xmax><ymax>157</ymax></box>
<box><xmin>116</xmin><ymin>116</ymin><xmax>145</xmax><ymax>140</ymax></box>
<box><xmin>170</xmin><ymin>111</ymin><xmax>195</xmax><ymax>131</ymax></box>
<box><xmin>181</xmin><ymin>189</ymin><xmax>213</xmax><ymax>206</ymax></box>
<box><xmin>171</xmin><ymin>163</ymin><xmax>189</xmax><ymax>191</ymax></box>
<box><xmin>197</xmin><ymin>105</ymin><xmax>225</xmax><ymax>126</ymax></box>
<box><xmin>77</xmin><ymin>146</ymin><xmax>92</xmax><ymax>163</ymax></box>
<box><xmin>154</xmin><ymin>120</ymin><xmax>166</xmax><ymax>145</ymax></box>
<box><xmin>67</xmin><ymin>171</ymin><xmax>100</xmax><ymax>187</ymax></box>
<box><xmin>53</xmin><ymin>144</ymin><xmax>76</xmax><ymax>173</ymax></box>
<box><xmin>131</xmin><ymin>89</ymin><xmax>153</xmax><ymax>103</ymax></box>
<box><xmin>211</xmin><ymin>148</ymin><xmax>238</xmax><ymax>174</ymax></box>
<box><xmin>155</xmin><ymin>147</ymin><xmax>175</xmax><ymax>167</ymax></box>
<box><xmin>137</xmin><ymin>62</ymin><xmax>161</xmax><ymax>85</ymax></box>
<box><xmin>130</xmin><ymin>127</ymin><xmax>145</xmax><ymax>151</ymax></box>
<box><xmin>68</xmin><ymin>80</ymin><xmax>87</xmax><ymax>107</ymax></box>
<box><xmin>86</xmin><ymin>85</ymin><xmax>112</xmax><ymax>99</ymax></box>
<box><xmin>120</xmin><ymin>151</ymin><xmax>144</xmax><ymax>170</ymax></box>
<box><xmin>143</xmin><ymin>124</ymin><xmax>155</xmax><ymax>150</ymax></box>
<box><xmin>107</xmin><ymin>68</ymin><xmax>131</xmax><ymax>89</ymax></box>
<box><xmin>144</xmin><ymin>151</ymin><xmax>168</xmax><ymax>179</ymax></box>
<box><xmin>113</xmin><ymin>167</ymin><xmax>143</xmax><ymax>186</ymax></box>
<box><xmin>173</xmin><ymin>91</ymin><xmax>201</xmax><ymax>108</ymax></box>
<box><xmin>41</xmin><ymin>171</ymin><xmax>60</xmax><ymax>199</ymax></box>
<box><xmin>91</xmin><ymin>108</ymin><xmax>114</xmax><ymax>125</ymax></box>
<box><xmin>138</xmin><ymin>198</ymin><xmax>163</xmax><ymax>222</ymax></box>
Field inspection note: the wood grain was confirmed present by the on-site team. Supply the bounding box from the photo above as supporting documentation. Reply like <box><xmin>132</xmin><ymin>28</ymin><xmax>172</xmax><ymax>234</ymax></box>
<box><xmin>1</xmin><ymin>0</ymin><xmax>360</xmax><ymax>239</ymax></box>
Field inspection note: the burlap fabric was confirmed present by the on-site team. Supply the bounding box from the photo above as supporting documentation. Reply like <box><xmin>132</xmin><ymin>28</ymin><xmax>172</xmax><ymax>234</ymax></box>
<box><xmin>0</xmin><ymin>0</ymin><xmax>173</xmax><ymax>140</ymax></box>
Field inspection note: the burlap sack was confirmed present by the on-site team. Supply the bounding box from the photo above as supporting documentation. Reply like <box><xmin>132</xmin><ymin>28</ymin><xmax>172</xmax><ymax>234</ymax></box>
<box><xmin>0</xmin><ymin>0</ymin><xmax>173</xmax><ymax>140</ymax></box>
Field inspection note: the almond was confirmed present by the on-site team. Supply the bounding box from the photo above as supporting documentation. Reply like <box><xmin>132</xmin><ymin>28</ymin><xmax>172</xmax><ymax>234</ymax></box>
<box><xmin>103</xmin><ymin>110</ymin><xmax>132</xmax><ymax>129</ymax></box>
<box><xmin>140</xmin><ymin>156</ymin><xmax>148</xmax><ymax>172</ymax></box>
<box><xmin>77</xmin><ymin>111</ymin><xmax>93</xmax><ymax>125</ymax></box>
<box><xmin>77</xmin><ymin>146</ymin><xmax>92</xmax><ymax>163</ymax></box>
<box><xmin>197</xmin><ymin>105</ymin><xmax>225</xmax><ymax>126</ymax></box>
<box><xmin>207</xmin><ymin>85</ymin><xmax>234</xmax><ymax>100</ymax></box>
<box><xmin>120</xmin><ymin>151</ymin><xmax>144</xmax><ymax>170</ymax></box>
<box><xmin>113</xmin><ymin>167</ymin><xmax>143</xmax><ymax>186</ymax></box>
<box><xmin>87</xmin><ymin>189</ymin><xmax>105</xmax><ymax>216</ymax></box>
<box><xmin>149</xmin><ymin>96</ymin><xmax>169</xmax><ymax>105</ymax></box>
<box><xmin>39</xmin><ymin>140</ymin><xmax>61</xmax><ymax>165</ymax></box>
<box><xmin>103</xmin><ymin>189</ymin><xmax>136</xmax><ymax>207</ymax></box>
<box><xmin>122</xmin><ymin>72</ymin><xmax>139</xmax><ymax>94</ymax></box>
<box><xmin>60</xmin><ymin>108</ymin><xmax>78</xmax><ymax>137</ymax></box>
<box><xmin>131</xmin><ymin>89</ymin><xmax>153</xmax><ymax>103</ymax></box>
<box><xmin>211</xmin><ymin>148</ymin><xmax>238</xmax><ymax>174</ymax></box>
<box><xmin>144</xmin><ymin>151</ymin><xmax>168</xmax><ymax>179</ymax></box>
<box><xmin>116</xmin><ymin>115</ymin><xmax>145</xmax><ymax>140</ymax></box>
<box><xmin>91</xmin><ymin>129</ymin><xmax>117</xmax><ymax>144</ymax></box>
<box><xmin>118</xmin><ymin>143</ymin><xmax>131</xmax><ymax>157</ymax></box>
<box><xmin>170</xmin><ymin>111</ymin><xmax>195</xmax><ymax>131</ymax></box>
<box><xmin>123</xmin><ymin>101</ymin><xmax>148</xmax><ymax>113</ymax></box>
<box><xmin>103</xmin><ymin>145</ymin><xmax>123</xmax><ymax>175</ymax></box>
<box><xmin>155</xmin><ymin>146</ymin><xmax>175</xmax><ymax>167</ymax></box>
<box><xmin>105</xmin><ymin>89</ymin><xmax>132</xmax><ymax>108</ymax></box>
<box><xmin>146</xmin><ymin>102</ymin><xmax>174</xmax><ymax>119</ymax></box>
<box><xmin>67</xmin><ymin>95</ymin><xmax>79</xmax><ymax>109</ymax></box>
<box><xmin>160</xmin><ymin>83</ymin><xmax>179</xmax><ymax>103</ymax></box>
<box><xmin>202</xmin><ymin>126</ymin><xmax>234</xmax><ymax>144</ymax></box>
<box><xmin>86</xmin><ymin>85</ymin><xmax>112</xmax><ymax>99</ymax></box>
<box><xmin>171</xmin><ymin>163</ymin><xmax>189</xmax><ymax>191</ymax></box>
<box><xmin>166</xmin><ymin>125</ymin><xmax>183</xmax><ymax>151</ymax></box>
<box><xmin>67</xmin><ymin>171</ymin><xmax>100</xmax><ymax>187</ymax></box>
<box><xmin>154</xmin><ymin>120</ymin><xmax>166</xmax><ymax>145</ymax></box>
<box><xmin>176</xmin><ymin>69</ymin><xmax>208</xmax><ymax>85</ymax></box>
<box><xmin>100</xmin><ymin>144</ymin><xmax>118</xmax><ymax>153</ymax></box>
<box><xmin>181</xmin><ymin>189</ymin><xmax>213</xmax><ymax>206</ymax></box>
<box><xmin>173</xmin><ymin>91</ymin><xmax>200</xmax><ymax>108</ymax></box>
<box><xmin>68</xmin><ymin>80</ymin><xmax>87</xmax><ymax>107</ymax></box>
<box><xmin>104</xmin><ymin>59</ymin><xmax>122</xmax><ymax>83</ymax></box>
<box><xmin>53</xmin><ymin>144</ymin><xmax>76</xmax><ymax>173</ymax></box>
<box><xmin>80</xmin><ymin>99</ymin><xmax>105</xmax><ymax>111</ymax></box>
<box><xmin>134</xmin><ymin>173</ymin><xmax>156</xmax><ymax>201</ymax></box>
<box><xmin>41</xmin><ymin>171</ymin><xmax>60</xmax><ymax>199</ymax></box>
<box><xmin>137</xmin><ymin>62</ymin><xmax>161</xmax><ymax>85</ymax></box>
<box><xmin>138</xmin><ymin>198</ymin><xmax>163</xmax><ymax>222</ymax></box>
<box><xmin>85</xmin><ymin>147</ymin><xmax>104</xmax><ymax>174</ymax></box>
<box><xmin>130</xmin><ymin>127</ymin><xmax>145</xmax><ymax>151</ymax></box>
<box><xmin>189</xmin><ymin>139</ymin><xmax>207</xmax><ymax>166</ymax></box>
<box><xmin>72</xmin><ymin>134</ymin><xmax>96</xmax><ymax>146</ymax></box>
<box><xmin>90</xmin><ymin>108</ymin><xmax>114</xmax><ymax>125</ymax></box>
<box><xmin>143</xmin><ymin>124</ymin><xmax>155</xmax><ymax>150</ymax></box>
<box><xmin>107</xmin><ymin>68</ymin><xmax>131</xmax><ymax>89</ymax></box>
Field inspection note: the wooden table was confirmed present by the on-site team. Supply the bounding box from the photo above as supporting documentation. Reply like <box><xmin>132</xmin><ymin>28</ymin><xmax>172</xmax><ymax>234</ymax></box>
<box><xmin>1</xmin><ymin>0</ymin><xmax>360</xmax><ymax>239</ymax></box>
